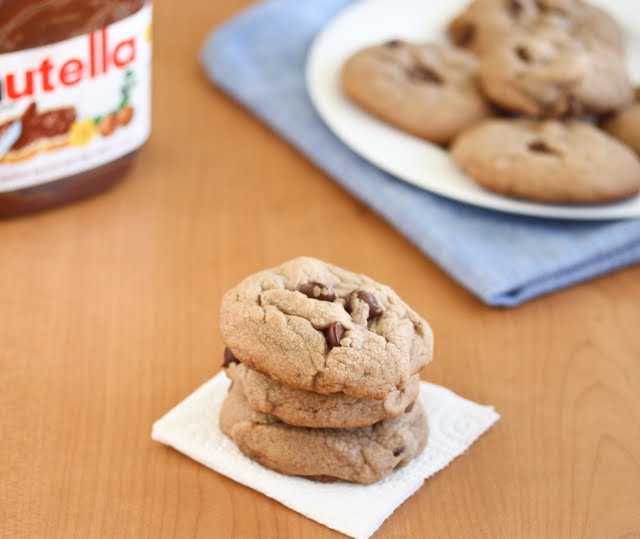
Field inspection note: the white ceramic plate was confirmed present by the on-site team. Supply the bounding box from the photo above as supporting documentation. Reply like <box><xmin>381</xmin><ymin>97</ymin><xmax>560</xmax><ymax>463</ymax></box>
<box><xmin>306</xmin><ymin>0</ymin><xmax>640</xmax><ymax>220</ymax></box>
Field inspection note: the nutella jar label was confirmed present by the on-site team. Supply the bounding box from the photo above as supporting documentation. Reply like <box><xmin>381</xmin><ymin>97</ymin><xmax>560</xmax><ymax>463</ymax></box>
<box><xmin>0</xmin><ymin>4</ymin><xmax>152</xmax><ymax>193</ymax></box>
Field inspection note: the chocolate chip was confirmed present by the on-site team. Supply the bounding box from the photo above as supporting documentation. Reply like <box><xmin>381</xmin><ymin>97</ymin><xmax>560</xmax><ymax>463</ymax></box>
<box><xmin>599</xmin><ymin>110</ymin><xmax>616</xmax><ymax>123</ymax></box>
<box><xmin>297</xmin><ymin>281</ymin><xmax>336</xmax><ymax>302</ymax></box>
<box><xmin>223</xmin><ymin>347</ymin><xmax>240</xmax><ymax>368</ymax></box>
<box><xmin>566</xmin><ymin>96</ymin><xmax>582</xmax><ymax>117</ymax></box>
<box><xmin>324</xmin><ymin>322</ymin><xmax>345</xmax><ymax>349</ymax></box>
<box><xmin>528</xmin><ymin>140</ymin><xmax>559</xmax><ymax>155</ymax></box>
<box><xmin>346</xmin><ymin>290</ymin><xmax>384</xmax><ymax>320</ymax></box>
<box><xmin>393</xmin><ymin>446</ymin><xmax>405</xmax><ymax>457</ymax></box>
<box><xmin>535</xmin><ymin>0</ymin><xmax>566</xmax><ymax>14</ymax></box>
<box><xmin>386</xmin><ymin>39</ymin><xmax>402</xmax><ymax>48</ymax></box>
<box><xmin>451</xmin><ymin>24</ymin><xmax>476</xmax><ymax>48</ymax></box>
<box><xmin>407</xmin><ymin>65</ymin><xmax>443</xmax><ymax>84</ymax></box>
<box><xmin>539</xmin><ymin>100</ymin><xmax>564</xmax><ymax>119</ymax></box>
<box><xmin>405</xmin><ymin>402</ymin><xmax>415</xmax><ymax>414</ymax></box>
<box><xmin>515</xmin><ymin>46</ymin><xmax>531</xmax><ymax>63</ymax></box>
<box><xmin>508</xmin><ymin>0</ymin><xmax>523</xmax><ymax>16</ymax></box>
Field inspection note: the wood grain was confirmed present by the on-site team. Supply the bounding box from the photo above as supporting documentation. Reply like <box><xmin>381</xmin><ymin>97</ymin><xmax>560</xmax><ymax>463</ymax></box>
<box><xmin>2</xmin><ymin>1</ymin><xmax>640</xmax><ymax>537</ymax></box>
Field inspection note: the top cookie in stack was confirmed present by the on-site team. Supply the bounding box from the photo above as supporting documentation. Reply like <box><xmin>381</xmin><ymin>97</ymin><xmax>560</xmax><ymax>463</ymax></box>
<box><xmin>218</xmin><ymin>257</ymin><xmax>433</xmax><ymax>483</ymax></box>
<box><xmin>340</xmin><ymin>0</ymin><xmax>640</xmax><ymax>205</ymax></box>
<box><xmin>220</xmin><ymin>257</ymin><xmax>432</xmax><ymax>400</ymax></box>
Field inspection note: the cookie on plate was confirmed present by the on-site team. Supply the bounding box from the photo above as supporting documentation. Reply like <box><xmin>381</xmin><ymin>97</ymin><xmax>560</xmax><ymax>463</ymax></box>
<box><xmin>602</xmin><ymin>90</ymin><xmax>640</xmax><ymax>156</ymax></box>
<box><xmin>448</xmin><ymin>0</ymin><xmax>540</xmax><ymax>54</ymax></box>
<box><xmin>477</xmin><ymin>21</ymin><xmax>632</xmax><ymax>118</ymax></box>
<box><xmin>341</xmin><ymin>40</ymin><xmax>491</xmax><ymax>144</ymax></box>
<box><xmin>451</xmin><ymin>119</ymin><xmax>640</xmax><ymax>204</ymax></box>
<box><xmin>220</xmin><ymin>257</ymin><xmax>433</xmax><ymax>400</ymax></box>
<box><xmin>539</xmin><ymin>0</ymin><xmax>626</xmax><ymax>52</ymax></box>
<box><xmin>447</xmin><ymin>0</ymin><xmax>625</xmax><ymax>55</ymax></box>
<box><xmin>225</xmin><ymin>360</ymin><xmax>420</xmax><ymax>429</ymax></box>
<box><xmin>219</xmin><ymin>376</ymin><xmax>429</xmax><ymax>484</ymax></box>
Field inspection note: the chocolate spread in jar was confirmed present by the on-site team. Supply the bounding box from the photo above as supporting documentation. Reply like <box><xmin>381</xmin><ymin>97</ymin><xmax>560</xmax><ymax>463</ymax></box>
<box><xmin>0</xmin><ymin>0</ymin><xmax>151</xmax><ymax>217</ymax></box>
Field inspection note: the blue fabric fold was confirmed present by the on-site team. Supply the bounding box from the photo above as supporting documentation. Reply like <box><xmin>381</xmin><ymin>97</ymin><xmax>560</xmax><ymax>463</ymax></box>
<box><xmin>201</xmin><ymin>0</ymin><xmax>640</xmax><ymax>307</ymax></box>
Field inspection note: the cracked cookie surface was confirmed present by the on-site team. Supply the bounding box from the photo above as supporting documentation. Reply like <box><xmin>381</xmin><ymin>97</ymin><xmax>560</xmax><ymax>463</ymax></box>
<box><xmin>219</xmin><ymin>375</ymin><xmax>429</xmax><ymax>484</ymax></box>
<box><xmin>341</xmin><ymin>40</ymin><xmax>491</xmax><ymax>144</ymax></box>
<box><xmin>451</xmin><ymin>119</ymin><xmax>640</xmax><ymax>203</ymax></box>
<box><xmin>226</xmin><ymin>361</ymin><xmax>420</xmax><ymax>429</ymax></box>
<box><xmin>220</xmin><ymin>257</ymin><xmax>433</xmax><ymax>400</ymax></box>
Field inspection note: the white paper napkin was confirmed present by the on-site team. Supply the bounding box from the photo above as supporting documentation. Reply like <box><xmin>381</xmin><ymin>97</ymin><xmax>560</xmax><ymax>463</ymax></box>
<box><xmin>152</xmin><ymin>372</ymin><xmax>499</xmax><ymax>539</ymax></box>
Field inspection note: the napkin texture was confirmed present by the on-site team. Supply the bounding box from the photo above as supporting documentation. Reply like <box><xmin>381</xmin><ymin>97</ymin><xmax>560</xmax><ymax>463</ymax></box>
<box><xmin>200</xmin><ymin>0</ymin><xmax>640</xmax><ymax>307</ymax></box>
<box><xmin>152</xmin><ymin>372</ymin><xmax>499</xmax><ymax>539</ymax></box>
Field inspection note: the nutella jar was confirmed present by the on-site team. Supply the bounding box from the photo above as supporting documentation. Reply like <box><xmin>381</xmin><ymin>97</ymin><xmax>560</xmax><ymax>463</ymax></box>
<box><xmin>0</xmin><ymin>1</ymin><xmax>152</xmax><ymax>217</ymax></box>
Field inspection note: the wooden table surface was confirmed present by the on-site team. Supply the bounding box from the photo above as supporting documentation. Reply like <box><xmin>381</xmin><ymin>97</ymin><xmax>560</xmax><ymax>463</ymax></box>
<box><xmin>3</xmin><ymin>1</ymin><xmax>640</xmax><ymax>538</ymax></box>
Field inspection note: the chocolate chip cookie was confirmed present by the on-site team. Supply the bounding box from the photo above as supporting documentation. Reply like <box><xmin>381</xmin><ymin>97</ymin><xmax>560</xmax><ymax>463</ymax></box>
<box><xmin>448</xmin><ymin>0</ymin><xmax>540</xmax><ymax>54</ymax></box>
<box><xmin>219</xmin><ymin>257</ymin><xmax>433</xmax><ymax>400</ymax></box>
<box><xmin>220</xmin><ymin>376</ymin><xmax>428</xmax><ymax>484</ymax></box>
<box><xmin>566</xmin><ymin>1</ymin><xmax>626</xmax><ymax>52</ymax></box>
<box><xmin>477</xmin><ymin>21</ymin><xmax>632</xmax><ymax>118</ymax></box>
<box><xmin>451</xmin><ymin>119</ymin><xmax>640</xmax><ymax>203</ymax></box>
<box><xmin>341</xmin><ymin>40</ymin><xmax>491</xmax><ymax>144</ymax></box>
<box><xmin>226</xmin><ymin>361</ymin><xmax>420</xmax><ymax>429</ymax></box>
<box><xmin>448</xmin><ymin>0</ymin><xmax>625</xmax><ymax>55</ymax></box>
<box><xmin>602</xmin><ymin>90</ymin><xmax>640</xmax><ymax>156</ymax></box>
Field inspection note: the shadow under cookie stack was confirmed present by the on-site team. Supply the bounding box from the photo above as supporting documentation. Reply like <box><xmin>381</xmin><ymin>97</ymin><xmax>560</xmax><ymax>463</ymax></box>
<box><xmin>218</xmin><ymin>257</ymin><xmax>433</xmax><ymax>484</ymax></box>
<box><xmin>341</xmin><ymin>0</ymin><xmax>640</xmax><ymax>205</ymax></box>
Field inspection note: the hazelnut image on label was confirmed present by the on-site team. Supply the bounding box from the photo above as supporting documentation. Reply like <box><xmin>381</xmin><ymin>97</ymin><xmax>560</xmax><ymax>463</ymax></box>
<box><xmin>99</xmin><ymin>114</ymin><xmax>117</xmax><ymax>137</ymax></box>
<box><xmin>117</xmin><ymin>106</ymin><xmax>134</xmax><ymax>126</ymax></box>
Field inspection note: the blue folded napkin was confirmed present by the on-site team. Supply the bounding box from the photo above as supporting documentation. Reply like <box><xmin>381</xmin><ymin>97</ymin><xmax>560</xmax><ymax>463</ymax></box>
<box><xmin>201</xmin><ymin>0</ymin><xmax>640</xmax><ymax>307</ymax></box>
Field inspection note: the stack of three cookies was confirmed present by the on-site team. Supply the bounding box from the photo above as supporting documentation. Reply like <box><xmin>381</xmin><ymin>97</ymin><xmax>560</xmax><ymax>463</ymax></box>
<box><xmin>218</xmin><ymin>257</ymin><xmax>433</xmax><ymax>484</ymax></box>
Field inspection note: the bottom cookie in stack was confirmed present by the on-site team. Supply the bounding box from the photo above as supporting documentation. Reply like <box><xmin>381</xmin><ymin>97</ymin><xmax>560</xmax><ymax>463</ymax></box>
<box><xmin>220</xmin><ymin>364</ymin><xmax>428</xmax><ymax>484</ymax></box>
